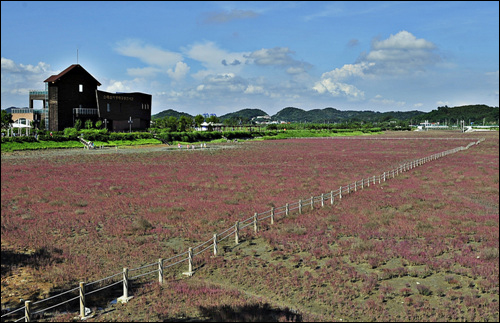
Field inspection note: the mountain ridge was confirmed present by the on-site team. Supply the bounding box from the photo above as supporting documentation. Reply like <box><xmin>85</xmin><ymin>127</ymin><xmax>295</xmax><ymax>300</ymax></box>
<box><xmin>152</xmin><ymin>104</ymin><xmax>498</xmax><ymax>124</ymax></box>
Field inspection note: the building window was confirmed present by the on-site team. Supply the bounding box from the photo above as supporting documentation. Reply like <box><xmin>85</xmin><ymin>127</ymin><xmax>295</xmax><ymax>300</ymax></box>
<box><xmin>79</xmin><ymin>84</ymin><xmax>83</xmax><ymax>92</ymax></box>
<box><xmin>107</xmin><ymin>103</ymin><xmax>110</xmax><ymax>112</ymax></box>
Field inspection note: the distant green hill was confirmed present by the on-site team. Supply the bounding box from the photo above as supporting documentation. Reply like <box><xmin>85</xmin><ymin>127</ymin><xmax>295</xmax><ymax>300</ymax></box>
<box><xmin>219</xmin><ymin>108</ymin><xmax>268</xmax><ymax>123</ymax></box>
<box><xmin>272</xmin><ymin>107</ymin><xmax>424</xmax><ymax>123</ymax></box>
<box><xmin>151</xmin><ymin>109</ymin><xmax>193</xmax><ymax>120</ymax></box>
<box><xmin>413</xmin><ymin>105</ymin><xmax>499</xmax><ymax>125</ymax></box>
<box><xmin>152</xmin><ymin>108</ymin><xmax>269</xmax><ymax>123</ymax></box>
<box><xmin>151</xmin><ymin>104</ymin><xmax>498</xmax><ymax>124</ymax></box>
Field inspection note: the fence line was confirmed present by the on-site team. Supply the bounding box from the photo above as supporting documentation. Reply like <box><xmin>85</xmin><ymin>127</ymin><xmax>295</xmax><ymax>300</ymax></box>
<box><xmin>1</xmin><ymin>137</ymin><xmax>484</xmax><ymax>322</ymax></box>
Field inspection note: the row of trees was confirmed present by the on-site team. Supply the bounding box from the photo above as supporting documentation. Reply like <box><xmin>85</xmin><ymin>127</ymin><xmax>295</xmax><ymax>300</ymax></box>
<box><xmin>151</xmin><ymin>115</ymin><xmax>220</xmax><ymax>132</ymax></box>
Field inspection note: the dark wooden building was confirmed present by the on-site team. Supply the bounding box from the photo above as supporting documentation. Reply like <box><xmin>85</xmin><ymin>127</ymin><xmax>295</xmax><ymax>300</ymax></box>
<box><xmin>43</xmin><ymin>64</ymin><xmax>151</xmax><ymax>131</ymax></box>
<box><xmin>96</xmin><ymin>90</ymin><xmax>152</xmax><ymax>132</ymax></box>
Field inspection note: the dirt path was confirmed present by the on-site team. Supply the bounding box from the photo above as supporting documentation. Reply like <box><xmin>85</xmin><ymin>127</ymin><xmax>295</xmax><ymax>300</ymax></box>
<box><xmin>1</xmin><ymin>142</ymin><xmax>241</xmax><ymax>161</ymax></box>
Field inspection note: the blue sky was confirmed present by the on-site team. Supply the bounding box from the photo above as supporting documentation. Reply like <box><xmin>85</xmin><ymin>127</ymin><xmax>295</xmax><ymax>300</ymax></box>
<box><xmin>1</xmin><ymin>1</ymin><xmax>498</xmax><ymax>116</ymax></box>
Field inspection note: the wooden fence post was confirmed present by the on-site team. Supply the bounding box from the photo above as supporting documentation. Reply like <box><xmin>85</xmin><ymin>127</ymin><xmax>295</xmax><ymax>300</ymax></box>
<box><xmin>361</xmin><ymin>178</ymin><xmax>364</xmax><ymax>189</ymax></box>
<box><xmin>321</xmin><ymin>194</ymin><xmax>324</xmax><ymax>207</ymax></box>
<box><xmin>373</xmin><ymin>175</ymin><xmax>376</xmax><ymax>185</ymax></box>
<box><xmin>158</xmin><ymin>259</ymin><xmax>163</xmax><ymax>284</ymax></box>
<box><xmin>25</xmin><ymin>301</ymin><xmax>31</xmax><ymax>322</ymax></box>
<box><xmin>183</xmin><ymin>248</ymin><xmax>194</xmax><ymax>276</ymax></box>
<box><xmin>330</xmin><ymin>191</ymin><xmax>334</xmax><ymax>204</ymax></box>
<box><xmin>285</xmin><ymin>203</ymin><xmax>289</xmax><ymax>216</ymax></box>
<box><xmin>213</xmin><ymin>234</ymin><xmax>218</xmax><ymax>256</ymax></box>
<box><xmin>123</xmin><ymin>268</ymin><xmax>128</xmax><ymax>298</ymax></box>
<box><xmin>270</xmin><ymin>207</ymin><xmax>274</xmax><ymax>225</ymax></box>
<box><xmin>79</xmin><ymin>282</ymin><xmax>86</xmax><ymax>319</ymax></box>
<box><xmin>254</xmin><ymin>213</ymin><xmax>258</xmax><ymax>233</ymax></box>
<box><xmin>354</xmin><ymin>181</ymin><xmax>357</xmax><ymax>192</ymax></box>
<box><xmin>235</xmin><ymin>221</ymin><xmax>239</xmax><ymax>244</ymax></box>
<box><xmin>299</xmin><ymin>199</ymin><xmax>302</xmax><ymax>214</ymax></box>
<box><xmin>117</xmin><ymin>267</ymin><xmax>132</xmax><ymax>303</ymax></box>
<box><xmin>383</xmin><ymin>172</ymin><xmax>386</xmax><ymax>182</ymax></box>
<box><xmin>310</xmin><ymin>196</ymin><xmax>314</xmax><ymax>210</ymax></box>
<box><xmin>339</xmin><ymin>186</ymin><xmax>342</xmax><ymax>200</ymax></box>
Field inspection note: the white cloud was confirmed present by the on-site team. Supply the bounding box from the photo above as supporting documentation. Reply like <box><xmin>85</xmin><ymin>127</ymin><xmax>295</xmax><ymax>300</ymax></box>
<box><xmin>313</xmin><ymin>31</ymin><xmax>442</xmax><ymax>100</ymax></box>
<box><xmin>115</xmin><ymin>40</ymin><xmax>191</xmax><ymax>82</ymax></box>
<box><xmin>362</xmin><ymin>31</ymin><xmax>440</xmax><ymax>74</ymax></box>
<box><xmin>247</xmin><ymin>47</ymin><xmax>296</xmax><ymax>66</ymax></box>
<box><xmin>184</xmin><ymin>41</ymin><xmax>250</xmax><ymax>80</ymax></box>
<box><xmin>312</xmin><ymin>62</ymin><xmax>372</xmax><ymax>99</ymax></box>
<box><xmin>321</xmin><ymin>62</ymin><xmax>375</xmax><ymax>81</ymax></box>
<box><xmin>244</xmin><ymin>84</ymin><xmax>267</xmax><ymax>95</ymax></box>
<box><xmin>372</xmin><ymin>30</ymin><xmax>435</xmax><ymax>50</ymax></box>
<box><xmin>1</xmin><ymin>57</ymin><xmax>19</xmax><ymax>72</ymax></box>
<box><xmin>313</xmin><ymin>79</ymin><xmax>365</xmax><ymax>99</ymax></box>
<box><xmin>104</xmin><ymin>80</ymin><xmax>133</xmax><ymax>93</ymax></box>
<box><xmin>115</xmin><ymin>39</ymin><xmax>183</xmax><ymax>68</ymax></box>
<box><xmin>1</xmin><ymin>57</ymin><xmax>55</xmax><ymax>100</ymax></box>
<box><xmin>167</xmin><ymin>61</ymin><xmax>190</xmax><ymax>81</ymax></box>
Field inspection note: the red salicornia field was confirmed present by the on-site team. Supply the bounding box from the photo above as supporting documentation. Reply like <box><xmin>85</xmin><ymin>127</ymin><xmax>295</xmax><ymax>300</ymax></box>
<box><xmin>1</xmin><ymin>131</ymin><xmax>498</xmax><ymax>321</ymax></box>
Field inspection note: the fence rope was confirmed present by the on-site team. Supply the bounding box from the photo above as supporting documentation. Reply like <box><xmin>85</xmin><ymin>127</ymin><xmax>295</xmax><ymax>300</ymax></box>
<box><xmin>31</xmin><ymin>286</ymin><xmax>80</xmax><ymax>305</ymax></box>
<box><xmin>31</xmin><ymin>295</ymin><xmax>80</xmax><ymax>316</ymax></box>
<box><xmin>130</xmin><ymin>269</ymin><xmax>159</xmax><ymax>280</ymax></box>
<box><xmin>85</xmin><ymin>271</ymin><xmax>123</xmax><ymax>287</ymax></box>
<box><xmin>0</xmin><ymin>306</ymin><xmax>25</xmax><ymax>318</ymax></box>
<box><xmin>85</xmin><ymin>280</ymin><xmax>123</xmax><ymax>296</ymax></box>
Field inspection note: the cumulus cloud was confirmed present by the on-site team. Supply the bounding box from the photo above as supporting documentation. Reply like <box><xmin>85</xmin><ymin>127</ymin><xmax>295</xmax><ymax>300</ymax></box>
<box><xmin>195</xmin><ymin>73</ymin><xmax>248</xmax><ymax>94</ymax></box>
<box><xmin>1</xmin><ymin>57</ymin><xmax>52</xmax><ymax>75</ymax></box>
<box><xmin>313</xmin><ymin>31</ymin><xmax>441</xmax><ymax>99</ymax></box>
<box><xmin>202</xmin><ymin>9</ymin><xmax>259</xmax><ymax>24</ymax></box>
<box><xmin>312</xmin><ymin>62</ymin><xmax>373</xmax><ymax>99</ymax></box>
<box><xmin>1</xmin><ymin>57</ymin><xmax>55</xmax><ymax>99</ymax></box>
<box><xmin>186</xmin><ymin>42</ymin><xmax>248</xmax><ymax>69</ymax></box>
<box><xmin>313</xmin><ymin>79</ymin><xmax>365</xmax><ymax>99</ymax></box>
<box><xmin>167</xmin><ymin>61</ymin><xmax>190</xmax><ymax>81</ymax></box>
<box><xmin>362</xmin><ymin>30</ymin><xmax>440</xmax><ymax>74</ymax></box>
<box><xmin>115</xmin><ymin>39</ymin><xmax>182</xmax><ymax>68</ymax></box>
<box><xmin>114</xmin><ymin>39</ymin><xmax>189</xmax><ymax>81</ymax></box>
<box><xmin>246</xmin><ymin>47</ymin><xmax>296</xmax><ymax>66</ymax></box>
<box><xmin>244</xmin><ymin>84</ymin><xmax>267</xmax><ymax>95</ymax></box>
<box><xmin>104</xmin><ymin>80</ymin><xmax>132</xmax><ymax>93</ymax></box>
<box><xmin>244</xmin><ymin>47</ymin><xmax>312</xmax><ymax>75</ymax></box>
<box><xmin>321</xmin><ymin>62</ymin><xmax>375</xmax><ymax>81</ymax></box>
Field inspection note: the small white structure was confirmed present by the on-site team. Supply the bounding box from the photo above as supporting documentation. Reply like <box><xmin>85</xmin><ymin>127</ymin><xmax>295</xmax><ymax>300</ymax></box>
<box><xmin>197</xmin><ymin>122</ymin><xmax>223</xmax><ymax>131</ymax></box>
<box><xmin>9</xmin><ymin>121</ymin><xmax>32</xmax><ymax>136</ymax></box>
